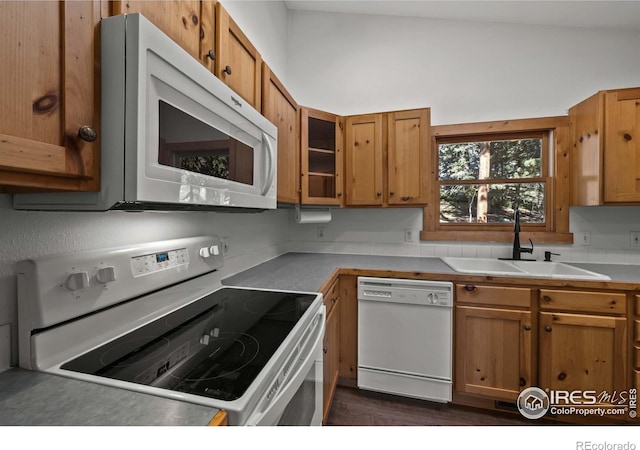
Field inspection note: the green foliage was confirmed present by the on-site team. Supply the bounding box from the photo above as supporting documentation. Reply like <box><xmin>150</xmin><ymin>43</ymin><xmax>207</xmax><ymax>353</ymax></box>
<box><xmin>438</xmin><ymin>138</ymin><xmax>544</xmax><ymax>223</ymax></box>
<box><xmin>179</xmin><ymin>155</ymin><xmax>230</xmax><ymax>179</ymax></box>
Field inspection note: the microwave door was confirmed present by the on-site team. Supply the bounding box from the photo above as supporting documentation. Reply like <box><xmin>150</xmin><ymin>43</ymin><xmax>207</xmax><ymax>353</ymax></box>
<box><xmin>130</xmin><ymin>61</ymin><xmax>276</xmax><ymax>209</ymax></box>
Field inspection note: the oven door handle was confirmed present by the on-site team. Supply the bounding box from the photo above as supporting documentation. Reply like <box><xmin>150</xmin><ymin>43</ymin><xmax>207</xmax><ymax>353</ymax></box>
<box><xmin>245</xmin><ymin>308</ymin><xmax>325</xmax><ymax>426</ymax></box>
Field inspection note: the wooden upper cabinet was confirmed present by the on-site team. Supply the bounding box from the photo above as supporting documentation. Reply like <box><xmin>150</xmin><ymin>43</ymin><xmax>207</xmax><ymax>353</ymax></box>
<box><xmin>570</xmin><ymin>87</ymin><xmax>640</xmax><ymax>205</ymax></box>
<box><xmin>345</xmin><ymin>114</ymin><xmax>384</xmax><ymax>206</ymax></box>
<box><xmin>0</xmin><ymin>1</ymin><xmax>101</xmax><ymax>192</ymax></box>
<box><xmin>262</xmin><ymin>63</ymin><xmax>300</xmax><ymax>204</ymax></box>
<box><xmin>109</xmin><ymin>1</ymin><xmax>211</xmax><ymax>63</ymax></box>
<box><xmin>387</xmin><ymin>109</ymin><xmax>430</xmax><ymax>205</ymax></box>
<box><xmin>215</xmin><ymin>3</ymin><xmax>261</xmax><ymax>110</ymax></box>
<box><xmin>345</xmin><ymin>108</ymin><xmax>431</xmax><ymax>207</ymax></box>
<box><xmin>301</xmin><ymin>107</ymin><xmax>345</xmax><ymax>205</ymax></box>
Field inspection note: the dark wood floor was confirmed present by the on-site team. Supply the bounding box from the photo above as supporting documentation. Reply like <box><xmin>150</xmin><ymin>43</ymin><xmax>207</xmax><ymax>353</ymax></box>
<box><xmin>325</xmin><ymin>386</ymin><xmax>554</xmax><ymax>426</ymax></box>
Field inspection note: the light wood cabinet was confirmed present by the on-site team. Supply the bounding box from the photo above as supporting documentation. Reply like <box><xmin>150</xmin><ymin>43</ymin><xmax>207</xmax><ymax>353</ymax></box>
<box><xmin>539</xmin><ymin>289</ymin><xmax>627</xmax><ymax>396</ymax></box>
<box><xmin>0</xmin><ymin>1</ymin><xmax>101</xmax><ymax>192</ymax></box>
<box><xmin>262</xmin><ymin>64</ymin><xmax>299</xmax><ymax>204</ymax></box>
<box><xmin>570</xmin><ymin>87</ymin><xmax>640</xmax><ymax>205</ymax></box>
<box><xmin>387</xmin><ymin>109</ymin><xmax>430</xmax><ymax>205</ymax></box>
<box><xmin>108</xmin><ymin>0</ymin><xmax>212</xmax><ymax>63</ymax></box>
<box><xmin>633</xmin><ymin>296</ymin><xmax>640</xmax><ymax>395</ymax></box>
<box><xmin>345</xmin><ymin>114</ymin><xmax>384</xmax><ymax>206</ymax></box>
<box><xmin>300</xmin><ymin>107</ymin><xmax>345</xmax><ymax>205</ymax></box>
<box><xmin>215</xmin><ymin>3</ymin><xmax>261</xmax><ymax>110</ymax></box>
<box><xmin>455</xmin><ymin>285</ymin><xmax>533</xmax><ymax>401</ymax></box>
<box><xmin>322</xmin><ymin>278</ymin><xmax>340</xmax><ymax>424</ymax></box>
<box><xmin>345</xmin><ymin>108</ymin><xmax>430</xmax><ymax>206</ymax></box>
<box><xmin>338</xmin><ymin>274</ymin><xmax>358</xmax><ymax>385</ymax></box>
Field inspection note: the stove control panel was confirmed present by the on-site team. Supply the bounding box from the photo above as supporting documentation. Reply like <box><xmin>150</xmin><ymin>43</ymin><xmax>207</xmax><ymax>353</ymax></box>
<box><xmin>131</xmin><ymin>248</ymin><xmax>189</xmax><ymax>277</ymax></box>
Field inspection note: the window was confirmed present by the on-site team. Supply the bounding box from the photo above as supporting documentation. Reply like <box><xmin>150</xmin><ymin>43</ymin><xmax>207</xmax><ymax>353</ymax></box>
<box><xmin>421</xmin><ymin>117</ymin><xmax>573</xmax><ymax>243</ymax></box>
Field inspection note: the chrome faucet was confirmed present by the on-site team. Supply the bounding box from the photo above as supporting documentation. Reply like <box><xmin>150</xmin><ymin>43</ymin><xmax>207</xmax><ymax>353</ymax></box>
<box><xmin>511</xmin><ymin>207</ymin><xmax>534</xmax><ymax>260</ymax></box>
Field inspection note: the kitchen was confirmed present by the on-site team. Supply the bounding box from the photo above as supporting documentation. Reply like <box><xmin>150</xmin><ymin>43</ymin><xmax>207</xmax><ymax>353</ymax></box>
<box><xmin>1</xmin><ymin>0</ymin><xmax>640</xmax><ymax>444</ymax></box>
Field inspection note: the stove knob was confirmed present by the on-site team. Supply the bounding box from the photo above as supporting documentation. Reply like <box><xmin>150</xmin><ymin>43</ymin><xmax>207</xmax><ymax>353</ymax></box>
<box><xmin>96</xmin><ymin>266</ymin><xmax>117</xmax><ymax>284</ymax></box>
<box><xmin>426</xmin><ymin>293</ymin><xmax>439</xmax><ymax>304</ymax></box>
<box><xmin>199</xmin><ymin>247</ymin><xmax>211</xmax><ymax>258</ymax></box>
<box><xmin>210</xmin><ymin>245</ymin><xmax>220</xmax><ymax>256</ymax></box>
<box><xmin>66</xmin><ymin>271</ymin><xmax>90</xmax><ymax>291</ymax></box>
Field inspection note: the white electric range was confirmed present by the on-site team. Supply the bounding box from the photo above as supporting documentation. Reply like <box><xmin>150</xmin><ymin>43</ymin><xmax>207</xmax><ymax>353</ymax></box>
<box><xmin>16</xmin><ymin>235</ymin><xmax>325</xmax><ymax>426</ymax></box>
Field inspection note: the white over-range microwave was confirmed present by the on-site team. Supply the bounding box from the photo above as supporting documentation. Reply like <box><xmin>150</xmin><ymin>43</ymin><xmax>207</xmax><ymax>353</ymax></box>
<box><xmin>14</xmin><ymin>13</ymin><xmax>277</xmax><ymax>211</ymax></box>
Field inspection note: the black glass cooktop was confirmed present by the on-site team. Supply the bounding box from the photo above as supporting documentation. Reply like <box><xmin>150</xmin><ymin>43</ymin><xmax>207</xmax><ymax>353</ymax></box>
<box><xmin>61</xmin><ymin>287</ymin><xmax>317</xmax><ymax>401</ymax></box>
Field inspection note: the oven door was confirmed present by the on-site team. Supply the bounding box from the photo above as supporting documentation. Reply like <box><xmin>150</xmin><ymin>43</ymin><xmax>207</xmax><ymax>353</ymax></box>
<box><xmin>245</xmin><ymin>306</ymin><xmax>325</xmax><ymax>426</ymax></box>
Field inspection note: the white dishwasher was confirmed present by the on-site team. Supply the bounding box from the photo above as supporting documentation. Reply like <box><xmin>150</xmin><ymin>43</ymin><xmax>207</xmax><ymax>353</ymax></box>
<box><xmin>357</xmin><ymin>277</ymin><xmax>453</xmax><ymax>403</ymax></box>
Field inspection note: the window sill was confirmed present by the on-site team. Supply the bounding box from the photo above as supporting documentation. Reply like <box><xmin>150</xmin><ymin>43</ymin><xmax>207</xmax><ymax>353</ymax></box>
<box><xmin>420</xmin><ymin>230</ymin><xmax>574</xmax><ymax>244</ymax></box>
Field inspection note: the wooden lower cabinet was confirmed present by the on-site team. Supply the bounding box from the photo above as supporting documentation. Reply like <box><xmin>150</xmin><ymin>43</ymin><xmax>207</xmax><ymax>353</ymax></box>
<box><xmin>455</xmin><ymin>305</ymin><xmax>533</xmax><ymax>401</ymax></box>
<box><xmin>539</xmin><ymin>311</ymin><xmax>627</xmax><ymax>394</ymax></box>
<box><xmin>322</xmin><ymin>295</ymin><xmax>340</xmax><ymax>424</ymax></box>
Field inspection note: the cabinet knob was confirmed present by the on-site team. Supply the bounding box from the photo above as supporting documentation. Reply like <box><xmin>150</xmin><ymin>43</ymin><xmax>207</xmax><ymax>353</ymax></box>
<box><xmin>523</xmin><ymin>324</ymin><xmax>531</xmax><ymax>331</ymax></box>
<box><xmin>323</xmin><ymin>347</ymin><xmax>328</xmax><ymax>354</ymax></box>
<box><xmin>519</xmin><ymin>377</ymin><xmax>527</xmax><ymax>387</ymax></box>
<box><xmin>545</xmin><ymin>326</ymin><xmax>552</xmax><ymax>332</ymax></box>
<box><xmin>401</xmin><ymin>196</ymin><xmax>411</xmax><ymax>201</ymax></box>
<box><xmin>542</xmin><ymin>295</ymin><xmax>552</xmax><ymax>302</ymax></box>
<box><xmin>337</xmin><ymin>192</ymin><xmax>342</xmax><ymax>197</ymax></box>
<box><xmin>389</xmin><ymin>191</ymin><xmax>395</xmax><ymax>196</ymax></box>
<box><xmin>78</xmin><ymin>125</ymin><xmax>97</xmax><ymax>143</ymax></box>
<box><xmin>223</xmin><ymin>65</ymin><xmax>232</xmax><ymax>75</ymax></box>
<box><xmin>376</xmin><ymin>192</ymin><xmax>382</xmax><ymax>197</ymax></box>
<box><xmin>206</xmin><ymin>49</ymin><xmax>215</xmax><ymax>60</ymax></box>
<box><xmin>464</xmin><ymin>284</ymin><xmax>476</xmax><ymax>292</ymax></box>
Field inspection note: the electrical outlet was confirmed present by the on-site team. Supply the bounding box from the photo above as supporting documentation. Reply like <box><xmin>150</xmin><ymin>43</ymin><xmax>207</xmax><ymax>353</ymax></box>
<box><xmin>577</xmin><ymin>231</ymin><xmax>591</xmax><ymax>246</ymax></box>
<box><xmin>317</xmin><ymin>227</ymin><xmax>326</xmax><ymax>240</ymax></box>
<box><xmin>404</xmin><ymin>228</ymin><xmax>414</xmax><ymax>243</ymax></box>
<box><xmin>630</xmin><ymin>231</ymin><xmax>640</xmax><ymax>249</ymax></box>
<box><xmin>221</xmin><ymin>237</ymin><xmax>230</xmax><ymax>255</ymax></box>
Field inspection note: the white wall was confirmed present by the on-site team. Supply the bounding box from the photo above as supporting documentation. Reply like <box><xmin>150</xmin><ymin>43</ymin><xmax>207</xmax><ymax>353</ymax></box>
<box><xmin>0</xmin><ymin>0</ymin><xmax>291</xmax><ymax>372</ymax></box>
<box><xmin>285</xmin><ymin>9</ymin><xmax>640</xmax><ymax>261</ymax></box>
<box><xmin>287</xmin><ymin>10</ymin><xmax>640</xmax><ymax>123</ymax></box>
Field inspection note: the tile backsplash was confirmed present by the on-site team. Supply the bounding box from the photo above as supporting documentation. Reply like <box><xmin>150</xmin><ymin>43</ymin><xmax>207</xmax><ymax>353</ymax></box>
<box><xmin>287</xmin><ymin>206</ymin><xmax>640</xmax><ymax>265</ymax></box>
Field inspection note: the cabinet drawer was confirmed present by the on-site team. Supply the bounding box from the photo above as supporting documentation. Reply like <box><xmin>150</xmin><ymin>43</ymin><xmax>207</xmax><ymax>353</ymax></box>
<box><xmin>635</xmin><ymin>320</ymin><xmax>640</xmax><ymax>343</ymax></box>
<box><xmin>322</xmin><ymin>278</ymin><xmax>340</xmax><ymax>317</ymax></box>
<box><xmin>539</xmin><ymin>289</ymin><xmax>626</xmax><ymax>315</ymax></box>
<box><xmin>635</xmin><ymin>295</ymin><xmax>640</xmax><ymax>316</ymax></box>
<box><xmin>455</xmin><ymin>284</ymin><xmax>531</xmax><ymax>308</ymax></box>
<box><xmin>634</xmin><ymin>346</ymin><xmax>640</xmax><ymax>369</ymax></box>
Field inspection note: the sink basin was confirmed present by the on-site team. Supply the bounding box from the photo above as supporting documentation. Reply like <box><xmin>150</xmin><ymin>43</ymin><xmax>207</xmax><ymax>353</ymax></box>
<box><xmin>442</xmin><ymin>257</ymin><xmax>611</xmax><ymax>280</ymax></box>
<box><xmin>510</xmin><ymin>261</ymin><xmax>611</xmax><ymax>280</ymax></box>
<box><xmin>441</xmin><ymin>257</ymin><xmax>528</xmax><ymax>276</ymax></box>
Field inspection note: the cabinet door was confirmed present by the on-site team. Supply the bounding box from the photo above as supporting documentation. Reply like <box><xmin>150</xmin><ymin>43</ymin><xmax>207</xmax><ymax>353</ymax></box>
<box><xmin>109</xmin><ymin>0</ymin><xmax>206</xmax><ymax>62</ymax></box>
<box><xmin>322</xmin><ymin>297</ymin><xmax>340</xmax><ymax>424</ymax></box>
<box><xmin>262</xmin><ymin>64</ymin><xmax>299</xmax><ymax>204</ymax></box>
<box><xmin>603</xmin><ymin>89</ymin><xmax>640</xmax><ymax>203</ymax></box>
<box><xmin>0</xmin><ymin>1</ymin><xmax>100</xmax><ymax>191</ymax></box>
<box><xmin>539</xmin><ymin>312</ymin><xmax>627</xmax><ymax>394</ymax></box>
<box><xmin>455</xmin><ymin>306</ymin><xmax>533</xmax><ymax>401</ymax></box>
<box><xmin>301</xmin><ymin>108</ymin><xmax>344</xmax><ymax>205</ymax></box>
<box><xmin>215</xmin><ymin>3</ymin><xmax>261</xmax><ymax>110</ymax></box>
<box><xmin>387</xmin><ymin>109</ymin><xmax>430</xmax><ymax>205</ymax></box>
<box><xmin>345</xmin><ymin>114</ymin><xmax>383</xmax><ymax>206</ymax></box>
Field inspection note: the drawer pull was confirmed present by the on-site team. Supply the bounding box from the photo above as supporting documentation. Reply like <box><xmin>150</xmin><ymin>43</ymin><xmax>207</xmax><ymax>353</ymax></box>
<box><xmin>464</xmin><ymin>284</ymin><xmax>476</xmax><ymax>292</ymax></box>
<box><xmin>557</xmin><ymin>372</ymin><xmax>567</xmax><ymax>381</ymax></box>
<box><xmin>523</xmin><ymin>325</ymin><xmax>531</xmax><ymax>331</ymax></box>
<box><xmin>542</xmin><ymin>295</ymin><xmax>552</xmax><ymax>302</ymax></box>
<box><xmin>545</xmin><ymin>326</ymin><xmax>552</xmax><ymax>332</ymax></box>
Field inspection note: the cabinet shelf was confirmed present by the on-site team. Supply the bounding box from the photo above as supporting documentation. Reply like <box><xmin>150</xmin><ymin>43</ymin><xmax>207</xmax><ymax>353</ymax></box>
<box><xmin>309</xmin><ymin>148</ymin><xmax>335</xmax><ymax>155</ymax></box>
<box><xmin>308</xmin><ymin>172</ymin><xmax>335</xmax><ymax>177</ymax></box>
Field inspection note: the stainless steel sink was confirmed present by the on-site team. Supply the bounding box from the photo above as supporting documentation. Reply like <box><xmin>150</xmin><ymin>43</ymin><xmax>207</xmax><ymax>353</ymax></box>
<box><xmin>441</xmin><ymin>257</ymin><xmax>611</xmax><ymax>280</ymax></box>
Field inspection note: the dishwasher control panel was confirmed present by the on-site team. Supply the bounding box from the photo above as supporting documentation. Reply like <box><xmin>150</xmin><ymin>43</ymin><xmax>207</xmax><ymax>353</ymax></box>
<box><xmin>358</xmin><ymin>277</ymin><xmax>453</xmax><ymax>307</ymax></box>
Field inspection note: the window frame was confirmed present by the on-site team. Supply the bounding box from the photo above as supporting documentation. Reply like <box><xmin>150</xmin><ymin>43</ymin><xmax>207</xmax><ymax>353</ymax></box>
<box><xmin>421</xmin><ymin>116</ymin><xmax>573</xmax><ymax>244</ymax></box>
